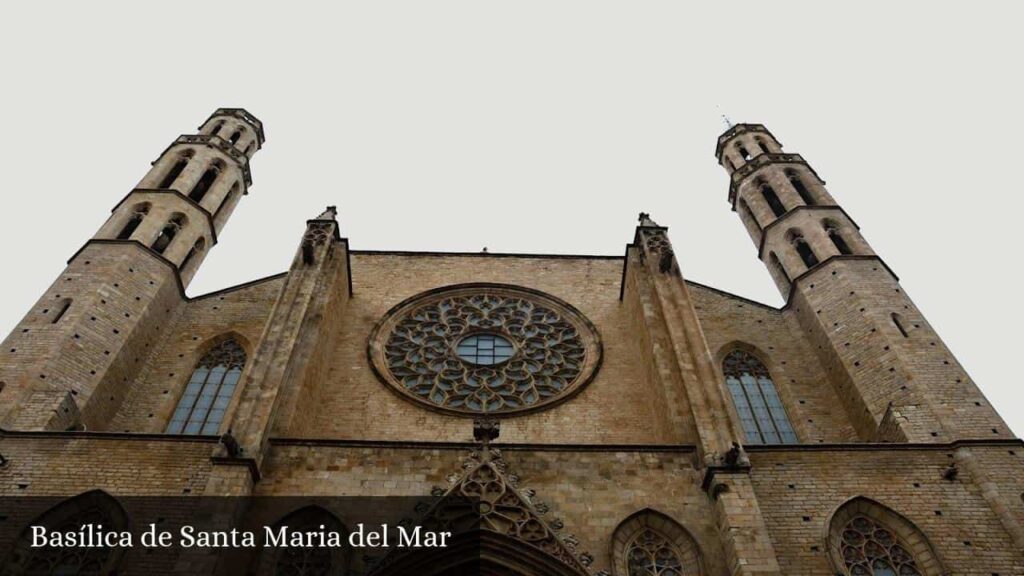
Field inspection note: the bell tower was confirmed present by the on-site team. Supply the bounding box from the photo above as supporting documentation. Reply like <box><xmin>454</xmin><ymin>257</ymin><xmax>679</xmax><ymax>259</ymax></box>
<box><xmin>0</xmin><ymin>109</ymin><xmax>264</xmax><ymax>431</ymax></box>
<box><xmin>716</xmin><ymin>123</ymin><xmax>1009</xmax><ymax>442</ymax></box>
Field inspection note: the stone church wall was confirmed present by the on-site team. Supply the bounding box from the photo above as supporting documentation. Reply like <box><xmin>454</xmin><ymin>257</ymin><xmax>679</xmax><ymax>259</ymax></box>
<box><xmin>688</xmin><ymin>282</ymin><xmax>860</xmax><ymax>443</ymax></box>
<box><xmin>109</xmin><ymin>275</ymin><xmax>285</xmax><ymax>433</ymax></box>
<box><xmin>285</xmin><ymin>253</ymin><xmax>689</xmax><ymax>446</ymax></box>
<box><xmin>748</xmin><ymin>446</ymin><xmax>1024</xmax><ymax>575</ymax></box>
<box><xmin>257</xmin><ymin>444</ymin><xmax>730</xmax><ymax>575</ymax></box>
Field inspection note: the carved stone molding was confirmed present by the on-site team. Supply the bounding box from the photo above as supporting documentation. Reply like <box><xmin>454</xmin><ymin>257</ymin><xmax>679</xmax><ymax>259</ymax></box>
<box><xmin>368</xmin><ymin>284</ymin><xmax>602</xmax><ymax>417</ymax></box>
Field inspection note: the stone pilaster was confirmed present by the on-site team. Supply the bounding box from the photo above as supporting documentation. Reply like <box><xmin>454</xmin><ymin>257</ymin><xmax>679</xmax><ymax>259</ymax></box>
<box><xmin>220</xmin><ymin>207</ymin><xmax>350</xmax><ymax>473</ymax></box>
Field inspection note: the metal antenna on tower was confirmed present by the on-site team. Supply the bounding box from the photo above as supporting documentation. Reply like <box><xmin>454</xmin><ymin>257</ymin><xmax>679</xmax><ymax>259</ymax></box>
<box><xmin>716</xmin><ymin>105</ymin><xmax>733</xmax><ymax>129</ymax></box>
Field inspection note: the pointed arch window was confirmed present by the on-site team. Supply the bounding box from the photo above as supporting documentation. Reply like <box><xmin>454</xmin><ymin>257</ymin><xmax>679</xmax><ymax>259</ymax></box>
<box><xmin>117</xmin><ymin>203</ymin><xmax>150</xmax><ymax>240</ymax></box>
<box><xmin>627</xmin><ymin>529</ymin><xmax>686</xmax><ymax>575</ymax></box>
<box><xmin>208</xmin><ymin>120</ymin><xmax>224</xmax><ymax>137</ymax></box>
<box><xmin>737</xmin><ymin>143</ymin><xmax>752</xmax><ymax>161</ymax></box>
<box><xmin>739</xmin><ymin>198</ymin><xmax>761</xmax><ymax>231</ymax></box>
<box><xmin>612</xmin><ymin>510</ymin><xmax>703</xmax><ymax>576</ymax></box>
<box><xmin>839</xmin><ymin>516</ymin><xmax>921</xmax><ymax>575</ymax></box>
<box><xmin>755</xmin><ymin>137</ymin><xmax>770</xmax><ymax>156</ymax></box>
<box><xmin>789</xmin><ymin>231</ymin><xmax>819</xmax><ymax>268</ymax></box>
<box><xmin>829</xmin><ymin>498</ymin><xmax>943</xmax><ymax>576</ymax></box>
<box><xmin>228</xmin><ymin>129</ymin><xmax>243</xmax><ymax>146</ymax></box>
<box><xmin>1</xmin><ymin>491</ymin><xmax>128</xmax><ymax>575</ymax></box>
<box><xmin>215</xmin><ymin>181</ymin><xmax>241</xmax><ymax>219</ymax></box>
<box><xmin>180</xmin><ymin>237</ymin><xmax>206</xmax><ymax>272</ymax></box>
<box><xmin>166</xmin><ymin>338</ymin><xmax>246</xmax><ymax>435</ymax></box>
<box><xmin>825</xmin><ymin>220</ymin><xmax>853</xmax><ymax>255</ymax></box>
<box><xmin>760</xmin><ymin>183</ymin><xmax>787</xmax><ymax>217</ymax></box>
<box><xmin>723</xmin><ymin>350</ymin><xmax>797</xmax><ymax>444</ymax></box>
<box><xmin>158</xmin><ymin>154</ymin><xmax>190</xmax><ymax>189</ymax></box>
<box><xmin>189</xmin><ymin>161</ymin><xmax>222</xmax><ymax>203</ymax></box>
<box><xmin>769</xmin><ymin>252</ymin><xmax>790</xmax><ymax>285</ymax></box>
<box><xmin>151</xmin><ymin>213</ymin><xmax>186</xmax><ymax>255</ymax></box>
<box><xmin>786</xmin><ymin>169</ymin><xmax>817</xmax><ymax>206</ymax></box>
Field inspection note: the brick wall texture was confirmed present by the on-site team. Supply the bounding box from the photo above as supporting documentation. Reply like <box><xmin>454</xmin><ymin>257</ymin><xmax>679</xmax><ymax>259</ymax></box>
<box><xmin>0</xmin><ymin>115</ymin><xmax>1020</xmax><ymax>575</ymax></box>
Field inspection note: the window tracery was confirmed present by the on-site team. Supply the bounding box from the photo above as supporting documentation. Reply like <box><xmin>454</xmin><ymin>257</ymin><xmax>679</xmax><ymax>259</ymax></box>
<box><xmin>166</xmin><ymin>338</ymin><xmax>246</xmax><ymax>435</ymax></box>
<box><xmin>611</xmin><ymin>510</ymin><xmax>703</xmax><ymax>576</ymax></box>
<box><xmin>828</xmin><ymin>498</ymin><xmax>944</xmax><ymax>576</ymax></box>
<box><xmin>1</xmin><ymin>491</ymin><xmax>127</xmax><ymax>575</ymax></box>
<box><xmin>839</xmin><ymin>516</ymin><xmax>922</xmax><ymax>576</ymax></box>
<box><xmin>368</xmin><ymin>284</ymin><xmax>601</xmax><ymax>416</ymax></box>
<box><xmin>723</xmin><ymin>350</ymin><xmax>797</xmax><ymax>444</ymax></box>
<box><xmin>626</xmin><ymin>529</ymin><xmax>686</xmax><ymax>576</ymax></box>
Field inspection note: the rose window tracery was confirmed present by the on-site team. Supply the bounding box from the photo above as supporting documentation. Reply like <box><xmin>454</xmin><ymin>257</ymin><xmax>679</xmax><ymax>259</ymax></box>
<box><xmin>840</xmin><ymin>516</ymin><xmax>922</xmax><ymax>576</ymax></box>
<box><xmin>368</xmin><ymin>284</ymin><xmax>601</xmax><ymax>416</ymax></box>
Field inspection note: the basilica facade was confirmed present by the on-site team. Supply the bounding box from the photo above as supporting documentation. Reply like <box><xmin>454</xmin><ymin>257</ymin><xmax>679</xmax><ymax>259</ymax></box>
<box><xmin>0</xmin><ymin>109</ymin><xmax>1021</xmax><ymax>575</ymax></box>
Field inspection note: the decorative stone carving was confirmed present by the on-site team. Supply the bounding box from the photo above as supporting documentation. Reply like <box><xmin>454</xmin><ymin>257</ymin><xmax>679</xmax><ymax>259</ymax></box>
<box><xmin>369</xmin><ymin>284</ymin><xmax>602</xmax><ymax>416</ymax></box>
<box><xmin>840</xmin><ymin>516</ymin><xmax>922</xmax><ymax>575</ymax></box>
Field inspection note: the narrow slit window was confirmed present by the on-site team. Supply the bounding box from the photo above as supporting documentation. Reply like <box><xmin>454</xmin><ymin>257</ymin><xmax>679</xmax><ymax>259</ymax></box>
<box><xmin>723</xmin><ymin>350</ymin><xmax>797</xmax><ymax>444</ymax></box>
<box><xmin>51</xmin><ymin>299</ymin><xmax>72</xmax><ymax>324</ymax></box>
<box><xmin>166</xmin><ymin>339</ymin><xmax>246</xmax><ymax>435</ymax></box>
<box><xmin>228</xmin><ymin>130</ymin><xmax>242</xmax><ymax>146</ymax></box>
<box><xmin>892</xmin><ymin>313</ymin><xmax>910</xmax><ymax>338</ymax></box>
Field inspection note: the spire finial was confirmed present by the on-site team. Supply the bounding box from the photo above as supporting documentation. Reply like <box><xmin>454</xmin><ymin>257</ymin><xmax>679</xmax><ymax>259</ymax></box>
<box><xmin>638</xmin><ymin>212</ymin><xmax>660</xmax><ymax>227</ymax></box>
<box><xmin>315</xmin><ymin>205</ymin><xmax>337</xmax><ymax>220</ymax></box>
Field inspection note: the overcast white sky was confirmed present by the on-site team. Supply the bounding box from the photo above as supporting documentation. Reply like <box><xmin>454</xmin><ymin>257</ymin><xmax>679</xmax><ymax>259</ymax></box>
<box><xmin>1</xmin><ymin>2</ymin><xmax>1021</xmax><ymax>436</ymax></box>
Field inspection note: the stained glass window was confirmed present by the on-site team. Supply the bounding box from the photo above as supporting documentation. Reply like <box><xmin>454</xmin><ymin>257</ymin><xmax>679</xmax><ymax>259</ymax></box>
<box><xmin>627</xmin><ymin>529</ymin><xmax>687</xmax><ymax>576</ymax></box>
<box><xmin>455</xmin><ymin>333</ymin><xmax>515</xmax><ymax>365</ymax></box>
<box><xmin>166</xmin><ymin>338</ymin><xmax>246</xmax><ymax>435</ymax></box>
<box><xmin>841</xmin><ymin>516</ymin><xmax>922</xmax><ymax>576</ymax></box>
<box><xmin>723</xmin><ymin>350</ymin><xmax>797</xmax><ymax>444</ymax></box>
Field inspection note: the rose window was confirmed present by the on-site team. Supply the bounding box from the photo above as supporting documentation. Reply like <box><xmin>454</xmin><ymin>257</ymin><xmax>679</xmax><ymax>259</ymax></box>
<box><xmin>368</xmin><ymin>284</ymin><xmax>602</xmax><ymax>416</ymax></box>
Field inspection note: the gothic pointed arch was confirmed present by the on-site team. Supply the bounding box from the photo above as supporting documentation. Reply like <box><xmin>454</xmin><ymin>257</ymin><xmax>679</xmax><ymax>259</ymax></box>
<box><xmin>166</xmin><ymin>334</ymin><xmax>249</xmax><ymax>435</ymax></box>
<box><xmin>370</xmin><ymin>448</ymin><xmax>591</xmax><ymax>576</ymax></box>
<box><xmin>0</xmin><ymin>490</ymin><xmax>129</xmax><ymax>575</ymax></box>
<box><xmin>253</xmin><ymin>505</ymin><xmax>350</xmax><ymax>576</ymax></box>
<box><xmin>611</xmin><ymin>508</ymin><xmax>704</xmax><ymax>576</ymax></box>
<box><xmin>719</xmin><ymin>346</ymin><xmax>797</xmax><ymax>445</ymax></box>
<box><xmin>826</xmin><ymin>497</ymin><xmax>946</xmax><ymax>576</ymax></box>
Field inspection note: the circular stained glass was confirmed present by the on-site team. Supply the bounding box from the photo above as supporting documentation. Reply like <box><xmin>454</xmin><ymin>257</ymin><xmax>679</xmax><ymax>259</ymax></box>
<box><xmin>368</xmin><ymin>283</ymin><xmax>602</xmax><ymax>416</ymax></box>
<box><xmin>455</xmin><ymin>333</ymin><xmax>515</xmax><ymax>365</ymax></box>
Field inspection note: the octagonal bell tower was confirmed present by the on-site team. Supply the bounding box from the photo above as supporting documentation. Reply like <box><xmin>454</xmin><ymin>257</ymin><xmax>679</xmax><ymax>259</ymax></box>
<box><xmin>0</xmin><ymin>109</ymin><xmax>264</xmax><ymax>431</ymax></box>
<box><xmin>716</xmin><ymin>124</ymin><xmax>1010</xmax><ymax>443</ymax></box>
